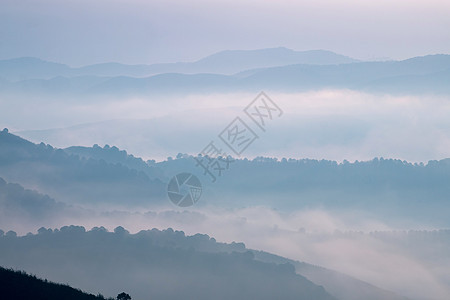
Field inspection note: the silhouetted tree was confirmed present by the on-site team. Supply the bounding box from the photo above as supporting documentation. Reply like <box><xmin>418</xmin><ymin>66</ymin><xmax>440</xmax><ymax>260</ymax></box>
<box><xmin>116</xmin><ymin>292</ymin><xmax>131</xmax><ymax>300</ymax></box>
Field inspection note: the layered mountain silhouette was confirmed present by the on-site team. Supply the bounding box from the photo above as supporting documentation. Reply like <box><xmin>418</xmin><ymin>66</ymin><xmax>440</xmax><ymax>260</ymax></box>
<box><xmin>0</xmin><ymin>130</ymin><xmax>445</xmax><ymax>300</ymax></box>
<box><xmin>0</xmin><ymin>51</ymin><xmax>449</xmax><ymax>95</ymax></box>
<box><xmin>2</xmin><ymin>129</ymin><xmax>450</xmax><ymax>225</ymax></box>
<box><xmin>0</xmin><ymin>48</ymin><xmax>357</xmax><ymax>81</ymax></box>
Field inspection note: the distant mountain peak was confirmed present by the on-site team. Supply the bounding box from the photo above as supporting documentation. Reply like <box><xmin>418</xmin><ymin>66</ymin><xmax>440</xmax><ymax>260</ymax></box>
<box><xmin>197</xmin><ymin>47</ymin><xmax>358</xmax><ymax>67</ymax></box>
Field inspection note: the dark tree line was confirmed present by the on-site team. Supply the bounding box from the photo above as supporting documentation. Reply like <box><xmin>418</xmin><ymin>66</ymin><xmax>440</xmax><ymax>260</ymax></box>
<box><xmin>0</xmin><ymin>266</ymin><xmax>115</xmax><ymax>300</ymax></box>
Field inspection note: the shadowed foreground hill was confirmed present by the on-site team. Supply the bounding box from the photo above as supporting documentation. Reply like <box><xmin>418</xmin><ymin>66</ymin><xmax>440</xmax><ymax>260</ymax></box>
<box><xmin>0</xmin><ymin>267</ymin><xmax>112</xmax><ymax>300</ymax></box>
<box><xmin>0</xmin><ymin>226</ymin><xmax>336</xmax><ymax>300</ymax></box>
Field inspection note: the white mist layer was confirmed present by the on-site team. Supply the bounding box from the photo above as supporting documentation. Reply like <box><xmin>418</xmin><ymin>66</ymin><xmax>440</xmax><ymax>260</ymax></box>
<box><xmin>5</xmin><ymin>90</ymin><xmax>450</xmax><ymax>163</ymax></box>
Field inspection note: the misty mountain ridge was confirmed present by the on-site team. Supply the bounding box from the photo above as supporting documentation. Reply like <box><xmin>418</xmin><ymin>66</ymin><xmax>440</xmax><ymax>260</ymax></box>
<box><xmin>0</xmin><ymin>54</ymin><xmax>448</xmax><ymax>96</ymax></box>
<box><xmin>2</xmin><ymin>129</ymin><xmax>450</xmax><ymax>226</ymax></box>
<box><xmin>0</xmin><ymin>226</ymin><xmax>338</xmax><ymax>300</ymax></box>
<box><xmin>0</xmin><ymin>129</ymin><xmax>167</xmax><ymax>207</ymax></box>
<box><xmin>0</xmin><ymin>47</ymin><xmax>357</xmax><ymax>81</ymax></box>
<box><xmin>0</xmin><ymin>225</ymin><xmax>412</xmax><ymax>300</ymax></box>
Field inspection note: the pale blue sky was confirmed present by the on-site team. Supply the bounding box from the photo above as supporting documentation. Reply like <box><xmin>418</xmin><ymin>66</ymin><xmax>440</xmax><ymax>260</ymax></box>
<box><xmin>1</xmin><ymin>0</ymin><xmax>450</xmax><ymax>65</ymax></box>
